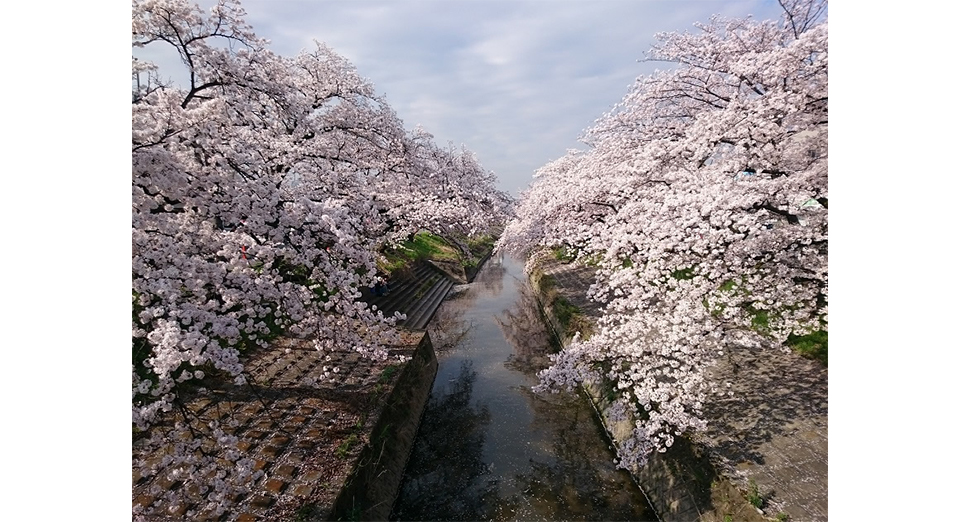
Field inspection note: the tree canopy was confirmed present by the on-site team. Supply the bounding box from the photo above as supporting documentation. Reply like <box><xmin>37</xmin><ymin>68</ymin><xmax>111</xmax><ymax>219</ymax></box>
<box><xmin>132</xmin><ymin>0</ymin><xmax>510</xmax><ymax>516</ymax></box>
<box><xmin>498</xmin><ymin>0</ymin><xmax>827</xmax><ymax>469</ymax></box>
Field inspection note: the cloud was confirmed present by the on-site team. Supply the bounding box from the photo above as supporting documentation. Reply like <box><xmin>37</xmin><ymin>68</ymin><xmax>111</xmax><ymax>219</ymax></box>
<box><xmin>137</xmin><ymin>0</ymin><xmax>788</xmax><ymax>195</ymax></box>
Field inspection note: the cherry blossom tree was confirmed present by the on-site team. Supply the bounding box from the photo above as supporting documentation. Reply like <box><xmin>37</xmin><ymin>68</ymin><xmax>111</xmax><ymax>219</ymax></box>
<box><xmin>499</xmin><ymin>0</ymin><xmax>827</xmax><ymax>470</ymax></box>
<box><xmin>376</xmin><ymin>125</ymin><xmax>512</xmax><ymax>251</ymax></box>
<box><xmin>132</xmin><ymin>0</ymin><xmax>508</xmax><ymax>516</ymax></box>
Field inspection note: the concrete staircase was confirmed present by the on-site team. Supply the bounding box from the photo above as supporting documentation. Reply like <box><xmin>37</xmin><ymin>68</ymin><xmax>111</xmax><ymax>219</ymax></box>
<box><xmin>364</xmin><ymin>262</ymin><xmax>455</xmax><ymax>330</ymax></box>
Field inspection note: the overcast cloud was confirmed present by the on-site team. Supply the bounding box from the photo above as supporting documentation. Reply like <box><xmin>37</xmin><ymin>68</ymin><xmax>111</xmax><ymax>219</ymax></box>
<box><xmin>137</xmin><ymin>0</ymin><xmax>787</xmax><ymax>195</ymax></box>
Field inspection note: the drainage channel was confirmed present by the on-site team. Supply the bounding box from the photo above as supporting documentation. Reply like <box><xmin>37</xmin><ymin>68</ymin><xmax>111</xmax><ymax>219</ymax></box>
<box><xmin>390</xmin><ymin>254</ymin><xmax>657</xmax><ymax>521</ymax></box>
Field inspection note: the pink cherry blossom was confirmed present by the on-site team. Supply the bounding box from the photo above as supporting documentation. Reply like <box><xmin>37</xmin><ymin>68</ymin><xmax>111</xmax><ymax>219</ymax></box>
<box><xmin>133</xmin><ymin>0</ymin><xmax>509</xmax><ymax>515</ymax></box>
<box><xmin>499</xmin><ymin>0</ymin><xmax>826</xmax><ymax>470</ymax></box>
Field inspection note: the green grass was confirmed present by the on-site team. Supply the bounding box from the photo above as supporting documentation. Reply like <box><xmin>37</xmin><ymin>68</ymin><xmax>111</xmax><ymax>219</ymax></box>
<box><xmin>718</xmin><ymin>279</ymin><xmax>738</xmax><ymax>292</ymax></box>
<box><xmin>460</xmin><ymin>233</ymin><xmax>497</xmax><ymax>274</ymax></box>
<box><xmin>709</xmin><ymin>277</ymin><xmax>826</xmax><ymax>366</ymax></box>
<box><xmin>466</xmin><ymin>234</ymin><xmax>497</xmax><ymax>258</ymax></box>
<box><xmin>335</xmin><ymin>433</ymin><xmax>359</xmax><ymax>459</ymax></box>
<box><xmin>551</xmin><ymin>245</ymin><xmax>577</xmax><ymax>262</ymax></box>
<box><xmin>294</xmin><ymin>503</ymin><xmax>320</xmax><ymax>521</ymax></box>
<box><xmin>785</xmin><ymin>330</ymin><xmax>827</xmax><ymax>366</ymax></box>
<box><xmin>535</xmin><ymin>272</ymin><xmax>593</xmax><ymax>340</ymax></box>
<box><xmin>378</xmin><ymin>364</ymin><xmax>399</xmax><ymax>384</ymax></box>
<box><xmin>747</xmin><ymin>479</ymin><xmax>765</xmax><ymax>509</ymax></box>
<box><xmin>553</xmin><ymin>296</ymin><xmax>578</xmax><ymax>325</ymax></box>
<box><xmin>380</xmin><ymin>232</ymin><xmax>461</xmax><ymax>273</ymax></box>
<box><xmin>379</xmin><ymin>231</ymin><xmax>497</xmax><ymax>276</ymax></box>
<box><xmin>537</xmin><ymin>273</ymin><xmax>557</xmax><ymax>293</ymax></box>
<box><xmin>749</xmin><ymin>307</ymin><xmax>770</xmax><ymax>333</ymax></box>
<box><xmin>550</xmin><ymin>245</ymin><xmax>606</xmax><ymax>266</ymax></box>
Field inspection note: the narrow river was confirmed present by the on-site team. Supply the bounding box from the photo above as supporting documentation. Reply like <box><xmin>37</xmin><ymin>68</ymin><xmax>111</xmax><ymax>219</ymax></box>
<box><xmin>390</xmin><ymin>255</ymin><xmax>656</xmax><ymax>521</ymax></box>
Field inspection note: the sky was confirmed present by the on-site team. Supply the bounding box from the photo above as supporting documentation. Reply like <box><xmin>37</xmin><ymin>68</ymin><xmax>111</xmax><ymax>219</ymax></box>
<box><xmin>134</xmin><ymin>0</ymin><xmax>789</xmax><ymax>196</ymax></box>
<box><xmin>8</xmin><ymin>2</ymin><xmax>960</xmax><ymax>519</ymax></box>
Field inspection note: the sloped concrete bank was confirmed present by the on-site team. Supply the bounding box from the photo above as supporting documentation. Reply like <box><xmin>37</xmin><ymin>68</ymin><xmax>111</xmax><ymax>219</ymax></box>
<box><xmin>329</xmin><ymin>332</ymin><xmax>438</xmax><ymax>521</ymax></box>
<box><xmin>426</xmin><ymin>248</ymin><xmax>494</xmax><ymax>284</ymax></box>
<box><xmin>131</xmin><ymin>331</ymin><xmax>436</xmax><ymax>521</ymax></box>
<box><xmin>331</xmin><ymin>250</ymin><xmax>494</xmax><ymax>520</ymax></box>
<box><xmin>133</xmin><ymin>253</ymin><xmax>495</xmax><ymax>520</ymax></box>
<box><xmin>527</xmin><ymin>251</ymin><xmax>766</xmax><ymax>522</ymax></box>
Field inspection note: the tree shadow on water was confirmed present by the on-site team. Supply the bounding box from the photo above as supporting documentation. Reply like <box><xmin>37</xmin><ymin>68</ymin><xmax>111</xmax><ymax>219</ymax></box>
<box><xmin>473</xmin><ymin>258</ymin><xmax>506</xmax><ymax>296</ymax></box>
<box><xmin>495</xmin><ymin>284</ymin><xmax>559</xmax><ymax>375</ymax></box>
<box><xmin>491</xmin><ymin>386</ymin><xmax>656</xmax><ymax>521</ymax></box>
<box><xmin>391</xmin><ymin>361</ymin><xmax>494</xmax><ymax>521</ymax></box>
<box><xmin>427</xmin><ymin>294</ymin><xmax>475</xmax><ymax>355</ymax></box>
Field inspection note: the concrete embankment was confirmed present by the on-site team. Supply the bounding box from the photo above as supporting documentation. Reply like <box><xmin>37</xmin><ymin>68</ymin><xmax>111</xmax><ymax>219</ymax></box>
<box><xmin>329</xmin><ymin>332</ymin><xmax>438</xmax><ymax>521</ymax></box>
<box><xmin>526</xmin><ymin>249</ymin><xmax>827</xmax><ymax>522</ymax></box>
<box><xmin>331</xmin><ymin>253</ymin><xmax>495</xmax><ymax>520</ymax></box>
<box><xmin>133</xmin><ymin>265</ymin><xmax>457</xmax><ymax>520</ymax></box>
<box><xmin>132</xmin><ymin>329</ymin><xmax>439</xmax><ymax>521</ymax></box>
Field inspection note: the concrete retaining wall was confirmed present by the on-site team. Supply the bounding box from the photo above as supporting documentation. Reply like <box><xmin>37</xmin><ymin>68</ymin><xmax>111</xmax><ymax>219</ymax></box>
<box><xmin>527</xmin><ymin>253</ymin><xmax>765</xmax><ymax>522</ymax></box>
<box><xmin>330</xmin><ymin>333</ymin><xmax>438</xmax><ymax>521</ymax></box>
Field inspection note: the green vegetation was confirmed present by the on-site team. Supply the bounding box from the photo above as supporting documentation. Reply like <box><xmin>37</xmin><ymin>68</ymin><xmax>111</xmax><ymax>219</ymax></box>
<box><xmin>294</xmin><ymin>503</ymin><xmax>320</xmax><ymax>521</ymax></box>
<box><xmin>670</xmin><ymin>266</ymin><xmax>696</xmax><ymax>280</ymax></box>
<box><xmin>708</xmin><ymin>278</ymin><xmax>827</xmax><ymax>367</ymax></box>
<box><xmin>775</xmin><ymin>512</ymin><xmax>790</xmax><ymax>521</ymax></box>
<box><xmin>379</xmin><ymin>232</ymin><xmax>460</xmax><ymax>273</ymax></box>
<box><xmin>378</xmin><ymin>364</ymin><xmax>399</xmax><ymax>384</ymax></box>
<box><xmin>747</xmin><ymin>479</ymin><xmax>765</xmax><ymax>509</ymax></box>
<box><xmin>378</xmin><ymin>231</ymin><xmax>497</xmax><ymax>276</ymax></box>
<box><xmin>748</xmin><ymin>306</ymin><xmax>770</xmax><ymax>333</ymax></box>
<box><xmin>717</xmin><ymin>279</ymin><xmax>738</xmax><ymax>292</ymax></box>
<box><xmin>465</xmin><ymin>234</ymin><xmax>497</xmax><ymax>261</ymax></box>
<box><xmin>785</xmin><ymin>329</ymin><xmax>827</xmax><ymax>366</ymax></box>
<box><xmin>551</xmin><ymin>245</ymin><xmax>578</xmax><ymax>262</ymax></box>
<box><xmin>335</xmin><ymin>433</ymin><xmax>359</xmax><ymax>459</ymax></box>
<box><xmin>550</xmin><ymin>244</ymin><xmax>603</xmax><ymax>267</ymax></box>
<box><xmin>554</xmin><ymin>296</ymin><xmax>590</xmax><ymax>336</ymax></box>
<box><xmin>537</xmin><ymin>272</ymin><xmax>557</xmax><ymax>293</ymax></box>
<box><xmin>535</xmin><ymin>272</ymin><xmax>593</xmax><ymax>340</ymax></box>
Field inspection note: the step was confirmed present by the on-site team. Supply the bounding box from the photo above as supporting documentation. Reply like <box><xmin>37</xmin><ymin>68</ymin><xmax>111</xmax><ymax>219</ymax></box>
<box><xmin>376</xmin><ymin>273</ymin><xmax>440</xmax><ymax>317</ymax></box>
<box><xmin>393</xmin><ymin>277</ymin><xmax>444</xmax><ymax>325</ymax></box>
<box><xmin>366</xmin><ymin>264</ymin><xmax>436</xmax><ymax>311</ymax></box>
<box><xmin>361</xmin><ymin>261</ymin><xmax>456</xmax><ymax>329</ymax></box>
<box><xmin>401</xmin><ymin>278</ymin><xmax>453</xmax><ymax>330</ymax></box>
<box><xmin>413</xmin><ymin>278</ymin><xmax>454</xmax><ymax>329</ymax></box>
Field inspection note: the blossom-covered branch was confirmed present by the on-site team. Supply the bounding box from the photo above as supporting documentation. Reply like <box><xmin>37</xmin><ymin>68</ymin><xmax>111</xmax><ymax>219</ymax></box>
<box><xmin>133</xmin><ymin>0</ymin><xmax>510</xmax><ymax>516</ymax></box>
<box><xmin>499</xmin><ymin>0</ymin><xmax>826</xmax><ymax>470</ymax></box>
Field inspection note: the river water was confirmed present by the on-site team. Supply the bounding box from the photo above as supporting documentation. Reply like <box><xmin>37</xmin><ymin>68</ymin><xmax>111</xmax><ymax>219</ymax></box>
<box><xmin>390</xmin><ymin>255</ymin><xmax>656</xmax><ymax>521</ymax></box>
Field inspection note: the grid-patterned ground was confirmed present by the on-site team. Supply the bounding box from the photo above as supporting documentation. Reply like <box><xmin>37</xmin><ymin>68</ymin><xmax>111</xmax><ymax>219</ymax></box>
<box><xmin>133</xmin><ymin>332</ymin><xmax>424</xmax><ymax>521</ymax></box>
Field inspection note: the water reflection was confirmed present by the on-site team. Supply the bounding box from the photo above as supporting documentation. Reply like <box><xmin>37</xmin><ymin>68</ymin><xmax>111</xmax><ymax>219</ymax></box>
<box><xmin>392</xmin><ymin>256</ymin><xmax>655</xmax><ymax>521</ymax></box>
<box><xmin>496</xmin><ymin>282</ymin><xmax>557</xmax><ymax>374</ymax></box>
<box><xmin>391</xmin><ymin>361</ymin><xmax>493</xmax><ymax>521</ymax></box>
<box><xmin>428</xmin><ymin>289</ymin><xmax>475</xmax><ymax>355</ymax></box>
<box><xmin>473</xmin><ymin>253</ymin><xmax>506</xmax><ymax>296</ymax></box>
<box><xmin>495</xmin><ymin>387</ymin><xmax>651</xmax><ymax>521</ymax></box>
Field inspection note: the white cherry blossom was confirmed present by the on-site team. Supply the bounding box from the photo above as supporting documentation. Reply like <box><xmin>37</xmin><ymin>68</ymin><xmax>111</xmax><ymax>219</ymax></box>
<box><xmin>500</xmin><ymin>0</ymin><xmax>827</xmax><ymax>470</ymax></box>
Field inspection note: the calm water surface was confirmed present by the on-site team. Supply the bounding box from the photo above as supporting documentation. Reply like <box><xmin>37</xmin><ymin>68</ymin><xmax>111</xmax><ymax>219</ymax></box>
<box><xmin>390</xmin><ymin>255</ymin><xmax>656</xmax><ymax>521</ymax></box>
